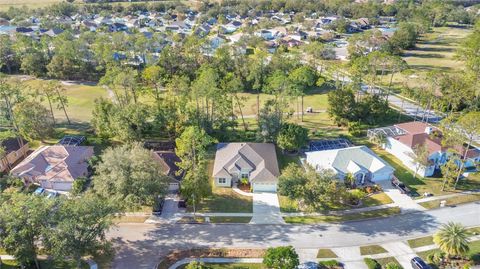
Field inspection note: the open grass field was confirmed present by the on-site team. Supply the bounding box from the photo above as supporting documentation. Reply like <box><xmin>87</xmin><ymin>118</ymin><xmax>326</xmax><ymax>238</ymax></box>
<box><xmin>379</xmin><ymin>25</ymin><xmax>472</xmax><ymax>90</ymax></box>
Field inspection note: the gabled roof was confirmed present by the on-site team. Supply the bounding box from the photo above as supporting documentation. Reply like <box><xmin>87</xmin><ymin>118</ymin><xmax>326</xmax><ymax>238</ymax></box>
<box><xmin>11</xmin><ymin>145</ymin><xmax>93</xmax><ymax>183</ymax></box>
<box><xmin>212</xmin><ymin>143</ymin><xmax>280</xmax><ymax>183</ymax></box>
<box><xmin>152</xmin><ymin>151</ymin><xmax>182</xmax><ymax>180</ymax></box>
<box><xmin>306</xmin><ymin>146</ymin><xmax>394</xmax><ymax>176</ymax></box>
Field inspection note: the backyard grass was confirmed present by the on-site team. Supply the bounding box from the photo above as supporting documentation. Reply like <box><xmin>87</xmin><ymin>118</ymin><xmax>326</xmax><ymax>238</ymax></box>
<box><xmin>407</xmin><ymin>236</ymin><xmax>434</xmax><ymax>248</ymax></box>
<box><xmin>359</xmin><ymin>245</ymin><xmax>387</xmax><ymax>255</ymax></box>
<box><xmin>419</xmin><ymin>193</ymin><xmax>480</xmax><ymax>209</ymax></box>
<box><xmin>317</xmin><ymin>248</ymin><xmax>338</xmax><ymax>258</ymax></box>
<box><xmin>209</xmin><ymin>217</ymin><xmax>252</xmax><ymax>223</ymax></box>
<box><xmin>283</xmin><ymin>207</ymin><xmax>401</xmax><ymax>224</ymax></box>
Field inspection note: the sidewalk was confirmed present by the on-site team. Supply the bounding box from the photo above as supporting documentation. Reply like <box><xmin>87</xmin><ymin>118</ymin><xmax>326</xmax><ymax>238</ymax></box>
<box><xmin>415</xmin><ymin>190</ymin><xmax>480</xmax><ymax>203</ymax></box>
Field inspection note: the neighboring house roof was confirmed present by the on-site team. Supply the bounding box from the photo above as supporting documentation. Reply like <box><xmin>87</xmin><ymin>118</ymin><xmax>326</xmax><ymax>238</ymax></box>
<box><xmin>152</xmin><ymin>151</ymin><xmax>182</xmax><ymax>181</ymax></box>
<box><xmin>306</xmin><ymin>146</ymin><xmax>394</xmax><ymax>176</ymax></box>
<box><xmin>392</xmin><ymin>121</ymin><xmax>480</xmax><ymax>158</ymax></box>
<box><xmin>11</xmin><ymin>145</ymin><xmax>93</xmax><ymax>184</ymax></box>
<box><xmin>212</xmin><ymin>143</ymin><xmax>280</xmax><ymax>184</ymax></box>
<box><xmin>1</xmin><ymin>137</ymin><xmax>27</xmax><ymax>154</ymax></box>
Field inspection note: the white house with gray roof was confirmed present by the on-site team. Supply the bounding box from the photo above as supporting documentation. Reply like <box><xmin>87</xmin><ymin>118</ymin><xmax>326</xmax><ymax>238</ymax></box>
<box><xmin>305</xmin><ymin>146</ymin><xmax>394</xmax><ymax>185</ymax></box>
<box><xmin>212</xmin><ymin>143</ymin><xmax>280</xmax><ymax>192</ymax></box>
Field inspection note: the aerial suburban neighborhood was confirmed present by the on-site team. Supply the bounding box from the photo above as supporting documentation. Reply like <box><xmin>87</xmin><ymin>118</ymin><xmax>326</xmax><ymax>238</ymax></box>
<box><xmin>0</xmin><ymin>0</ymin><xmax>480</xmax><ymax>269</ymax></box>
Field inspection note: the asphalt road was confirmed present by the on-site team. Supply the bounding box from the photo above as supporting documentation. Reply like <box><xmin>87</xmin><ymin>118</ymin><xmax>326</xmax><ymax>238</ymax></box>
<box><xmin>107</xmin><ymin>202</ymin><xmax>480</xmax><ymax>269</ymax></box>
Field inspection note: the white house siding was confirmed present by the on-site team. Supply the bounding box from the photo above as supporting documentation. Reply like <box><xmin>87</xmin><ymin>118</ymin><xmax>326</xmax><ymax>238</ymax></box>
<box><xmin>384</xmin><ymin>138</ymin><xmax>434</xmax><ymax>177</ymax></box>
<box><xmin>371</xmin><ymin>167</ymin><xmax>394</xmax><ymax>181</ymax></box>
<box><xmin>252</xmin><ymin>182</ymin><xmax>277</xmax><ymax>192</ymax></box>
<box><xmin>215</xmin><ymin>177</ymin><xmax>232</xmax><ymax>187</ymax></box>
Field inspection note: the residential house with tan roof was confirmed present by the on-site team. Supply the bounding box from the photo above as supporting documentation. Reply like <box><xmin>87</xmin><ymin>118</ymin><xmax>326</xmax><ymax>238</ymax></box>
<box><xmin>212</xmin><ymin>143</ymin><xmax>280</xmax><ymax>192</ymax></box>
<box><xmin>10</xmin><ymin>145</ymin><xmax>94</xmax><ymax>191</ymax></box>
<box><xmin>368</xmin><ymin>121</ymin><xmax>480</xmax><ymax>177</ymax></box>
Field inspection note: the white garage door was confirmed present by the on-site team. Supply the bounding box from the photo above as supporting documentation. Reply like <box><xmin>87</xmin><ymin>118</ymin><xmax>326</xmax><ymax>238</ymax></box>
<box><xmin>252</xmin><ymin>183</ymin><xmax>277</xmax><ymax>193</ymax></box>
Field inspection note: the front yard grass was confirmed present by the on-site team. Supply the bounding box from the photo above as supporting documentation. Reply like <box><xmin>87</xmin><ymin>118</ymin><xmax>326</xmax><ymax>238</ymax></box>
<box><xmin>317</xmin><ymin>248</ymin><xmax>338</xmax><ymax>258</ymax></box>
<box><xmin>278</xmin><ymin>192</ymin><xmax>393</xmax><ymax>213</ymax></box>
<box><xmin>209</xmin><ymin>217</ymin><xmax>252</xmax><ymax>223</ymax></box>
<box><xmin>418</xmin><ymin>193</ymin><xmax>480</xmax><ymax>209</ymax></box>
<box><xmin>189</xmin><ymin>160</ymin><xmax>253</xmax><ymax>213</ymax></box>
<box><xmin>407</xmin><ymin>236</ymin><xmax>434</xmax><ymax>248</ymax></box>
<box><xmin>359</xmin><ymin>245</ymin><xmax>387</xmax><ymax>255</ymax></box>
<box><xmin>375</xmin><ymin>257</ymin><xmax>402</xmax><ymax>268</ymax></box>
<box><xmin>283</xmin><ymin>207</ymin><xmax>401</xmax><ymax>224</ymax></box>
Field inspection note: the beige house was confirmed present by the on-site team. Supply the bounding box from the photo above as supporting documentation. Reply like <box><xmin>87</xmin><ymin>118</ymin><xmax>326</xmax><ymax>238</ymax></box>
<box><xmin>212</xmin><ymin>143</ymin><xmax>280</xmax><ymax>192</ymax></box>
<box><xmin>0</xmin><ymin>137</ymin><xmax>29</xmax><ymax>173</ymax></box>
<box><xmin>11</xmin><ymin>145</ymin><xmax>93</xmax><ymax>191</ymax></box>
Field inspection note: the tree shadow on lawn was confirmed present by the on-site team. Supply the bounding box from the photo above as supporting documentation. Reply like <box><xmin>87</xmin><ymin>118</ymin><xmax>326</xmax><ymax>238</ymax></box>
<box><xmin>403</xmin><ymin>53</ymin><xmax>447</xmax><ymax>59</ymax></box>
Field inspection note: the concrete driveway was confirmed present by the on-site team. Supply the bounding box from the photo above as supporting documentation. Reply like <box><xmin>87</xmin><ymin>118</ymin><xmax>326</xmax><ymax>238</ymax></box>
<box><xmin>250</xmin><ymin>192</ymin><xmax>285</xmax><ymax>224</ymax></box>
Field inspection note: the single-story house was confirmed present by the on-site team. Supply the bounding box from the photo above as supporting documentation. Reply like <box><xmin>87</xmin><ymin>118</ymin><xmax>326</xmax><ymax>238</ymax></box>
<box><xmin>368</xmin><ymin>121</ymin><xmax>480</xmax><ymax>177</ymax></box>
<box><xmin>212</xmin><ymin>143</ymin><xmax>280</xmax><ymax>192</ymax></box>
<box><xmin>0</xmin><ymin>137</ymin><xmax>29</xmax><ymax>173</ymax></box>
<box><xmin>11</xmin><ymin>145</ymin><xmax>93</xmax><ymax>191</ymax></box>
<box><xmin>153</xmin><ymin>151</ymin><xmax>183</xmax><ymax>191</ymax></box>
<box><xmin>305</xmin><ymin>145</ymin><xmax>395</xmax><ymax>185</ymax></box>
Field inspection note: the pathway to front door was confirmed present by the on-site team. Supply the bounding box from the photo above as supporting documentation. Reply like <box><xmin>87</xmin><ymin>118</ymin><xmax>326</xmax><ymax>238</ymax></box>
<box><xmin>250</xmin><ymin>192</ymin><xmax>285</xmax><ymax>224</ymax></box>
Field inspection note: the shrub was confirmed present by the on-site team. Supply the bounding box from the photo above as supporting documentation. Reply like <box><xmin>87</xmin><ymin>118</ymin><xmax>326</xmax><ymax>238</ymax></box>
<box><xmin>347</xmin><ymin>189</ymin><xmax>367</xmax><ymax>205</ymax></box>
<box><xmin>319</xmin><ymin>259</ymin><xmax>340</xmax><ymax>268</ymax></box>
<box><xmin>185</xmin><ymin>261</ymin><xmax>210</xmax><ymax>269</ymax></box>
<box><xmin>71</xmin><ymin>177</ymin><xmax>89</xmax><ymax>195</ymax></box>
<box><xmin>263</xmin><ymin>246</ymin><xmax>299</xmax><ymax>269</ymax></box>
<box><xmin>364</xmin><ymin>258</ymin><xmax>381</xmax><ymax>269</ymax></box>
<box><xmin>469</xmin><ymin>253</ymin><xmax>480</xmax><ymax>264</ymax></box>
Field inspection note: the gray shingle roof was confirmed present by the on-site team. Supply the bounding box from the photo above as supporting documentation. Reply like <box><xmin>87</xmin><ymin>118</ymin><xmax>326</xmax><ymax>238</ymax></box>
<box><xmin>212</xmin><ymin>143</ymin><xmax>280</xmax><ymax>183</ymax></box>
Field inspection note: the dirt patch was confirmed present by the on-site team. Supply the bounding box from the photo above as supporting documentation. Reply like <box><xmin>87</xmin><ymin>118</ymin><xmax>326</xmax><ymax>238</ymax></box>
<box><xmin>157</xmin><ymin>248</ymin><xmax>266</xmax><ymax>269</ymax></box>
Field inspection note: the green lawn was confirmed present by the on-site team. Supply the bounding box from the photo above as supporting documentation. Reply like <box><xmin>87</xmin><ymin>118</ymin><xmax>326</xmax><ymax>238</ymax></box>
<box><xmin>209</xmin><ymin>217</ymin><xmax>252</xmax><ymax>223</ymax></box>
<box><xmin>188</xmin><ymin>160</ymin><xmax>253</xmax><ymax>213</ymax></box>
<box><xmin>278</xmin><ymin>192</ymin><xmax>393</xmax><ymax>213</ymax></box>
<box><xmin>378</xmin><ymin>25</ymin><xmax>472</xmax><ymax>90</ymax></box>
<box><xmin>408</xmin><ymin>236</ymin><xmax>434</xmax><ymax>248</ymax></box>
<box><xmin>359</xmin><ymin>245</ymin><xmax>387</xmax><ymax>255</ymax></box>
<box><xmin>372</xmin><ymin>147</ymin><xmax>480</xmax><ymax>197</ymax></box>
<box><xmin>419</xmin><ymin>194</ymin><xmax>480</xmax><ymax>209</ymax></box>
<box><xmin>19</xmin><ymin>78</ymin><xmax>108</xmax><ymax>124</ymax></box>
<box><xmin>283</xmin><ymin>207</ymin><xmax>401</xmax><ymax>224</ymax></box>
<box><xmin>374</xmin><ymin>257</ymin><xmax>402</xmax><ymax>268</ymax></box>
<box><xmin>317</xmin><ymin>249</ymin><xmax>338</xmax><ymax>258</ymax></box>
<box><xmin>417</xmin><ymin>240</ymin><xmax>480</xmax><ymax>260</ymax></box>
<box><xmin>0</xmin><ymin>259</ymin><xmax>90</xmax><ymax>269</ymax></box>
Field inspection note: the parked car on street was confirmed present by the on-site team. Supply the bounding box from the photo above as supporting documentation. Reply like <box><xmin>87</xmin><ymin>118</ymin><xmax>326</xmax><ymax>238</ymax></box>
<box><xmin>411</xmin><ymin>257</ymin><xmax>431</xmax><ymax>269</ymax></box>
<box><xmin>391</xmin><ymin>178</ymin><xmax>410</xmax><ymax>195</ymax></box>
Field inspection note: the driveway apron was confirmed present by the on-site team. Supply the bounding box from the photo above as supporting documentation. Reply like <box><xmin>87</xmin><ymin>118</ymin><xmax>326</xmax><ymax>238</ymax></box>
<box><xmin>250</xmin><ymin>192</ymin><xmax>285</xmax><ymax>224</ymax></box>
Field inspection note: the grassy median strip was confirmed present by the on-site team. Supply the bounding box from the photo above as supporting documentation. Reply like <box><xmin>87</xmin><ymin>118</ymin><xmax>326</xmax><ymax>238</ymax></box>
<box><xmin>317</xmin><ymin>248</ymin><xmax>338</xmax><ymax>258</ymax></box>
<box><xmin>419</xmin><ymin>194</ymin><xmax>480</xmax><ymax>209</ymax></box>
<box><xmin>360</xmin><ymin>245</ymin><xmax>387</xmax><ymax>255</ymax></box>
<box><xmin>284</xmin><ymin>207</ymin><xmax>401</xmax><ymax>224</ymax></box>
<box><xmin>209</xmin><ymin>217</ymin><xmax>252</xmax><ymax>223</ymax></box>
<box><xmin>407</xmin><ymin>236</ymin><xmax>434</xmax><ymax>248</ymax></box>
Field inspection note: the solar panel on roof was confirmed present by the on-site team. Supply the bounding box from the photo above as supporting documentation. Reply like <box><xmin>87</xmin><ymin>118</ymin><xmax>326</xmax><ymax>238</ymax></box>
<box><xmin>308</xmin><ymin>138</ymin><xmax>353</xmax><ymax>152</ymax></box>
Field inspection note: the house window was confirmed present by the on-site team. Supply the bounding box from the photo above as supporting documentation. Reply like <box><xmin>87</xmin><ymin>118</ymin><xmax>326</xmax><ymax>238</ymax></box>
<box><xmin>218</xmin><ymin>178</ymin><xmax>226</xmax><ymax>184</ymax></box>
<box><xmin>241</xmin><ymin>173</ymin><xmax>249</xmax><ymax>178</ymax></box>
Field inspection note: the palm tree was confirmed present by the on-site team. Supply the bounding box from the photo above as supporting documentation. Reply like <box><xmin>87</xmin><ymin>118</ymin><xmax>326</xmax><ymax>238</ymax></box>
<box><xmin>433</xmin><ymin>222</ymin><xmax>470</xmax><ymax>258</ymax></box>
